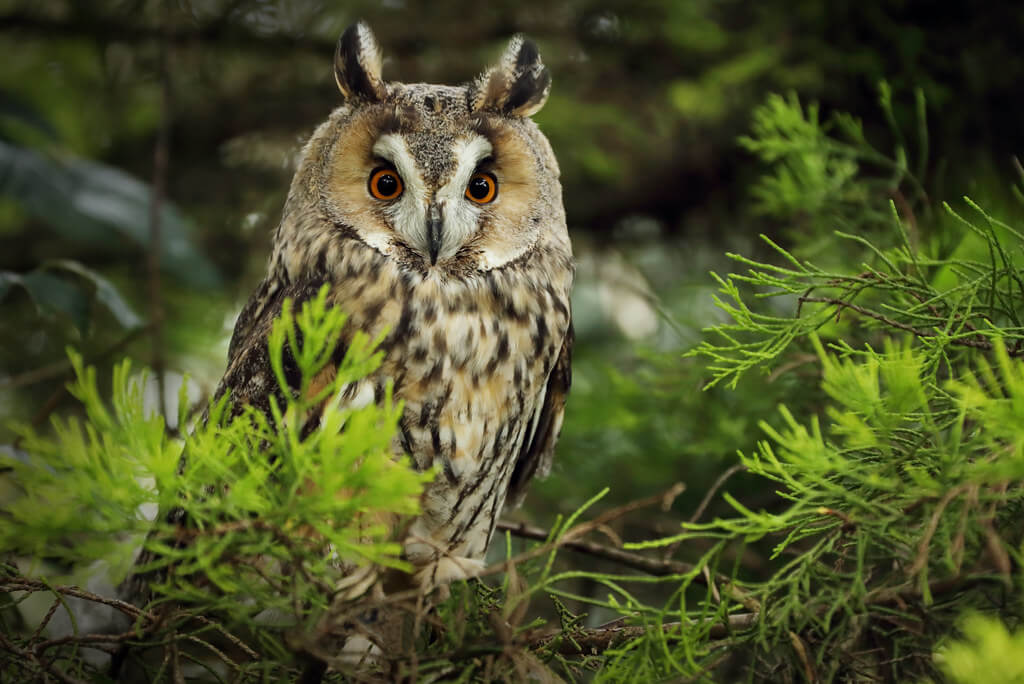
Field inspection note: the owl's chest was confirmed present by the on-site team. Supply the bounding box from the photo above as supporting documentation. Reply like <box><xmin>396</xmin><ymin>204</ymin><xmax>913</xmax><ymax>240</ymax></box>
<box><xmin>354</xmin><ymin>272</ymin><xmax>561</xmax><ymax>463</ymax></box>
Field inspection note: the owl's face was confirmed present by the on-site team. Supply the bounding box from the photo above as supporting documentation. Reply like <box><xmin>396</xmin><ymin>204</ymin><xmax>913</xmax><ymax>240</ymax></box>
<box><xmin>307</xmin><ymin>24</ymin><xmax>562</xmax><ymax>276</ymax></box>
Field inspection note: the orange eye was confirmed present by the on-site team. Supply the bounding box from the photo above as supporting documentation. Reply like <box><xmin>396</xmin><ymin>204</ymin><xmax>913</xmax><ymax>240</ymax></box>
<box><xmin>368</xmin><ymin>168</ymin><xmax>403</xmax><ymax>200</ymax></box>
<box><xmin>465</xmin><ymin>172</ymin><xmax>497</xmax><ymax>204</ymax></box>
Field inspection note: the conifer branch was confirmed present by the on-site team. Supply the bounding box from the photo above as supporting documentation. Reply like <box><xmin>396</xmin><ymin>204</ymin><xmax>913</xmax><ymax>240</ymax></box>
<box><xmin>798</xmin><ymin>295</ymin><xmax>1018</xmax><ymax>355</ymax></box>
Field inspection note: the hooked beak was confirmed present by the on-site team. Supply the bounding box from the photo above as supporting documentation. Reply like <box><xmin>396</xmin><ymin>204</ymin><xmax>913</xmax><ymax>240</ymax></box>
<box><xmin>426</xmin><ymin>202</ymin><xmax>443</xmax><ymax>265</ymax></box>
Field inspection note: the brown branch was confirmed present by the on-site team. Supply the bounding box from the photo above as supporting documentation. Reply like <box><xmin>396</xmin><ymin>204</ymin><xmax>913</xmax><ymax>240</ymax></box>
<box><xmin>0</xmin><ymin>578</ymin><xmax>149</xmax><ymax>621</ymax></box>
<box><xmin>654</xmin><ymin>463</ymin><xmax>749</xmax><ymax>566</ymax></box>
<box><xmin>147</xmin><ymin>8</ymin><xmax>172</xmax><ymax>423</ymax></box>
<box><xmin>0</xmin><ymin>630</ymin><xmax>88</xmax><ymax>684</ymax></box>
<box><xmin>496</xmin><ymin>520</ymin><xmax>700</xmax><ymax>579</ymax></box>
<box><xmin>496</xmin><ymin>483</ymin><xmax>760</xmax><ymax>612</ymax></box>
<box><xmin>494</xmin><ymin>483</ymin><xmax>687</xmax><ymax>575</ymax></box>
<box><xmin>864</xmin><ymin>572</ymin><xmax>1005</xmax><ymax>608</ymax></box>
<box><xmin>35</xmin><ymin>630</ymin><xmax>140</xmax><ymax>654</ymax></box>
<box><xmin>907</xmin><ymin>485</ymin><xmax>970</xmax><ymax>577</ymax></box>
<box><xmin>190</xmin><ymin>615</ymin><xmax>260</xmax><ymax>661</ymax></box>
<box><xmin>798</xmin><ymin>295</ymin><xmax>1020</xmax><ymax>356</ymax></box>
<box><xmin>29</xmin><ymin>596</ymin><xmax>63</xmax><ymax>642</ymax></box>
<box><xmin>532</xmin><ymin>612</ymin><xmax>758</xmax><ymax>655</ymax></box>
<box><xmin>690</xmin><ymin>464</ymin><xmax>748</xmax><ymax>527</ymax></box>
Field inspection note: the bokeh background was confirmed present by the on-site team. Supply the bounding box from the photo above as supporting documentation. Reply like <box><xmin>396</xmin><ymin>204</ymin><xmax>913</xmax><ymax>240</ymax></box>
<box><xmin>3</xmin><ymin>0</ymin><xmax>1024</xmax><ymax>619</ymax></box>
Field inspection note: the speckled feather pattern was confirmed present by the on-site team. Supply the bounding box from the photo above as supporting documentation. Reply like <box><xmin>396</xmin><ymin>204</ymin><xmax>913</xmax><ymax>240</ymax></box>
<box><xmin>218</xmin><ymin>46</ymin><xmax>573</xmax><ymax>586</ymax></box>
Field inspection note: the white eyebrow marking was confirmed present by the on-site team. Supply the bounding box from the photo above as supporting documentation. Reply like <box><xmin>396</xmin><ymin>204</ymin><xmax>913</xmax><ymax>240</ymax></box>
<box><xmin>372</xmin><ymin>134</ymin><xmax>418</xmax><ymax>182</ymax></box>
<box><xmin>371</xmin><ymin>134</ymin><xmax>429</xmax><ymax>254</ymax></box>
<box><xmin>454</xmin><ymin>136</ymin><xmax>493</xmax><ymax>179</ymax></box>
<box><xmin>433</xmin><ymin>135</ymin><xmax>494</xmax><ymax>260</ymax></box>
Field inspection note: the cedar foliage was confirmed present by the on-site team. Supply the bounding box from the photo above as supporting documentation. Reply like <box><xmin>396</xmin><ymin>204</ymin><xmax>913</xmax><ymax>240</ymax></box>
<box><xmin>3</xmin><ymin>90</ymin><xmax>1024</xmax><ymax>682</ymax></box>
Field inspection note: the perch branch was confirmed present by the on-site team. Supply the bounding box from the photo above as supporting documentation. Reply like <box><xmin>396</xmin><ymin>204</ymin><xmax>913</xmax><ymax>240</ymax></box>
<box><xmin>532</xmin><ymin>612</ymin><xmax>758</xmax><ymax>655</ymax></box>
<box><xmin>497</xmin><ymin>520</ymin><xmax>701</xmax><ymax>579</ymax></box>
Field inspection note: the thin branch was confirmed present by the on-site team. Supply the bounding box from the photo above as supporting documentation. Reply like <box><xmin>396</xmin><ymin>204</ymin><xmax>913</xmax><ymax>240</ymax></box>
<box><xmin>190</xmin><ymin>615</ymin><xmax>259</xmax><ymax>661</ymax></box>
<box><xmin>147</xmin><ymin>7</ymin><xmax>172</xmax><ymax>422</ymax></box>
<box><xmin>0</xmin><ymin>579</ymin><xmax>150</xmax><ymax>621</ymax></box>
<box><xmin>0</xmin><ymin>630</ymin><xmax>89</xmax><ymax>684</ymax></box>
<box><xmin>35</xmin><ymin>630</ymin><xmax>140</xmax><ymax>654</ymax></box>
<box><xmin>497</xmin><ymin>520</ymin><xmax>701</xmax><ymax>578</ymax></box>
<box><xmin>689</xmin><ymin>464</ymin><xmax>749</xmax><ymax>526</ymax></box>
<box><xmin>907</xmin><ymin>484</ymin><xmax>970</xmax><ymax>577</ymax></box>
<box><xmin>799</xmin><ymin>295</ymin><xmax>1020</xmax><ymax>355</ymax></box>
<box><xmin>532</xmin><ymin>612</ymin><xmax>758</xmax><ymax>655</ymax></box>
<box><xmin>1</xmin><ymin>323</ymin><xmax>150</xmax><ymax>390</ymax></box>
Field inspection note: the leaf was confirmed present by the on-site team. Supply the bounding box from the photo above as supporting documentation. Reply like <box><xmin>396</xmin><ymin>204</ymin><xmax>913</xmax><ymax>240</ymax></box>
<box><xmin>47</xmin><ymin>260</ymin><xmax>143</xmax><ymax>330</ymax></box>
<box><xmin>1</xmin><ymin>269</ymin><xmax>91</xmax><ymax>333</ymax></box>
<box><xmin>0</xmin><ymin>261</ymin><xmax>144</xmax><ymax>333</ymax></box>
<box><xmin>0</xmin><ymin>91</ymin><xmax>59</xmax><ymax>141</ymax></box>
<box><xmin>0</xmin><ymin>140</ymin><xmax>219</xmax><ymax>286</ymax></box>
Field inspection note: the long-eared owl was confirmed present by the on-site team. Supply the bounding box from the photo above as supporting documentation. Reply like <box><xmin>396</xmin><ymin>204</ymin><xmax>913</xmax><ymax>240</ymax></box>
<box><xmin>221</xmin><ymin>23</ymin><xmax>573</xmax><ymax>587</ymax></box>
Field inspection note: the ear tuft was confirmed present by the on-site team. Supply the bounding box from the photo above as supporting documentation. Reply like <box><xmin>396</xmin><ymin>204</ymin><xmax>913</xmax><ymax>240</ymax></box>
<box><xmin>334</xmin><ymin>22</ymin><xmax>386</xmax><ymax>102</ymax></box>
<box><xmin>468</xmin><ymin>35</ymin><xmax>551</xmax><ymax>118</ymax></box>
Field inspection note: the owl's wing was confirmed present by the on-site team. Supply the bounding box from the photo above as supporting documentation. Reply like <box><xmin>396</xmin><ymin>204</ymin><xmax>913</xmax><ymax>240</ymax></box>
<box><xmin>219</xmin><ymin>279</ymin><xmax>330</xmax><ymax>416</ymax></box>
<box><xmin>506</xmin><ymin>320</ymin><xmax>574</xmax><ymax>508</ymax></box>
<box><xmin>227</xmin><ymin>277</ymin><xmax>280</xmax><ymax>363</ymax></box>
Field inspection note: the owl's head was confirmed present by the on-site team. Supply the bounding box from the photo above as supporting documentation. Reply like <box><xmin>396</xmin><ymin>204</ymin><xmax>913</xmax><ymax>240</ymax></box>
<box><xmin>278</xmin><ymin>23</ymin><xmax>565</xmax><ymax>279</ymax></box>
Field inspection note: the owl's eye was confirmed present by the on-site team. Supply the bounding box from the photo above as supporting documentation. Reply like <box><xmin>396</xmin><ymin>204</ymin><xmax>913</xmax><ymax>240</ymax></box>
<box><xmin>369</xmin><ymin>168</ymin><xmax>403</xmax><ymax>200</ymax></box>
<box><xmin>465</xmin><ymin>172</ymin><xmax>497</xmax><ymax>204</ymax></box>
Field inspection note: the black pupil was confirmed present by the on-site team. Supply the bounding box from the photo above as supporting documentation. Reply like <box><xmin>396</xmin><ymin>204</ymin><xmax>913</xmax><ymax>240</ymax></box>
<box><xmin>376</xmin><ymin>173</ymin><xmax>398</xmax><ymax>196</ymax></box>
<box><xmin>469</xmin><ymin>176</ymin><xmax>491</xmax><ymax>200</ymax></box>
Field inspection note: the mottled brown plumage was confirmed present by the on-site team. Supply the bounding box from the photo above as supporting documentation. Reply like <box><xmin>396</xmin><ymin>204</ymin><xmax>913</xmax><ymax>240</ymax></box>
<box><xmin>221</xmin><ymin>23</ymin><xmax>573</xmax><ymax>587</ymax></box>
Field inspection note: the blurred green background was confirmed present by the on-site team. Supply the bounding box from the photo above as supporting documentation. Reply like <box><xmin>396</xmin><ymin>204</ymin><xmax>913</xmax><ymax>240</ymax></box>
<box><xmin>2</xmin><ymin>0</ymin><xmax>1023</xmax><ymax>607</ymax></box>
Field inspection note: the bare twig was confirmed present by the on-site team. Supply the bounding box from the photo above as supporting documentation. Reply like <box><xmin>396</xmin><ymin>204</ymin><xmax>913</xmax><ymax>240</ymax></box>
<box><xmin>0</xmin><ymin>579</ymin><xmax>150</xmax><ymax>621</ymax></box>
<box><xmin>688</xmin><ymin>464</ymin><xmax>748</xmax><ymax>525</ymax></box>
<box><xmin>36</xmin><ymin>630</ymin><xmax>140</xmax><ymax>654</ymax></box>
<box><xmin>29</xmin><ymin>596</ymin><xmax>63</xmax><ymax>642</ymax></box>
<box><xmin>496</xmin><ymin>520</ymin><xmax>701</xmax><ymax>579</ymax></box>
<box><xmin>148</xmin><ymin>6</ymin><xmax>172</xmax><ymax>422</ymax></box>
<box><xmin>788</xmin><ymin>630</ymin><xmax>817</xmax><ymax>683</ymax></box>
<box><xmin>190</xmin><ymin>615</ymin><xmax>259</xmax><ymax>661</ymax></box>
<box><xmin>907</xmin><ymin>484</ymin><xmax>969</xmax><ymax>577</ymax></box>
<box><xmin>498</xmin><ymin>483</ymin><xmax>689</xmax><ymax>572</ymax></box>
<box><xmin>0</xmin><ymin>630</ymin><xmax>89</xmax><ymax>684</ymax></box>
<box><xmin>170</xmin><ymin>639</ymin><xmax>186</xmax><ymax>684</ymax></box>
<box><xmin>658</xmin><ymin>463</ymin><xmax>749</xmax><ymax>566</ymax></box>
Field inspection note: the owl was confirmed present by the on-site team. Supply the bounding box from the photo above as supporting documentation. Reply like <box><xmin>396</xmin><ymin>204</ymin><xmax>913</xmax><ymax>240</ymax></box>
<box><xmin>220</xmin><ymin>23</ymin><xmax>573</xmax><ymax>589</ymax></box>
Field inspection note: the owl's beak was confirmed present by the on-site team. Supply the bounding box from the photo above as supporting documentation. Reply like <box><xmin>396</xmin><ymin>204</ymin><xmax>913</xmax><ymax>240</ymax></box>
<box><xmin>426</xmin><ymin>201</ymin><xmax>443</xmax><ymax>265</ymax></box>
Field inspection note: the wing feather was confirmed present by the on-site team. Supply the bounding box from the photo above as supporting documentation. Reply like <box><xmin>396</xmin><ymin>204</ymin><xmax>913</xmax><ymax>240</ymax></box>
<box><xmin>506</xmin><ymin>320</ymin><xmax>573</xmax><ymax>507</ymax></box>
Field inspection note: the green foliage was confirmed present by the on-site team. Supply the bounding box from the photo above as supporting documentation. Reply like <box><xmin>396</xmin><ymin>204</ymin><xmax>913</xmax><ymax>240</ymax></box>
<box><xmin>4</xmin><ymin>349</ymin><xmax>177</xmax><ymax>571</ymax></box>
<box><xmin>1</xmin><ymin>286</ymin><xmax>430</xmax><ymax>677</ymax></box>
<box><xmin>640</xmin><ymin>89</ymin><xmax>1024</xmax><ymax>680</ymax></box>
<box><xmin>696</xmin><ymin>88</ymin><xmax>1024</xmax><ymax>391</ymax></box>
<box><xmin>935</xmin><ymin>614</ymin><xmax>1024</xmax><ymax>684</ymax></box>
<box><xmin>4</xmin><ymin>11</ymin><xmax>1024</xmax><ymax>674</ymax></box>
